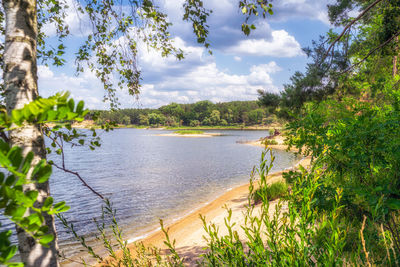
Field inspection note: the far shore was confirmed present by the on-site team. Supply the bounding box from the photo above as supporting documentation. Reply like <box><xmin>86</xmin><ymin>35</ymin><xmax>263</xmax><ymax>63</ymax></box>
<box><xmin>93</xmin><ymin>137</ymin><xmax>309</xmax><ymax>266</ymax></box>
<box><xmin>47</xmin><ymin>120</ymin><xmax>284</xmax><ymax>131</ymax></box>
<box><xmin>156</xmin><ymin>132</ymin><xmax>223</xmax><ymax>138</ymax></box>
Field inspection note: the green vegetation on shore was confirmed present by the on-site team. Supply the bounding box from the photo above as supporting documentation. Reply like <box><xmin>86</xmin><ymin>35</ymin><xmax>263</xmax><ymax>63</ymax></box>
<box><xmin>252</xmin><ymin>181</ymin><xmax>288</xmax><ymax>203</ymax></box>
<box><xmin>89</xmin><ymin>100</ymin><xmax>282</xmax><ymax>128</ymax></box>
<box><xmin>173</xmin><ymin>130</ymin><xmax>204</xmax><ymax>135</ymax></box>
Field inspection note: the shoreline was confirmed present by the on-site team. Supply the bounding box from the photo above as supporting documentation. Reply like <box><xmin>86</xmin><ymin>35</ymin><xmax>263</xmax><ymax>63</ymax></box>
<box><xmin>156</xmin><ymin>132</ymin><xmax>223</xmax><ymax>138</ymax></box>
<box><xmin>61</xmin><ymin>135</ymin><xmax>305</xmax><ymax>266</ymax></box>
<box><xmin>96</xmin><ymin>149</ymin><xmax>310</xmax><ymax>266</ymax></box>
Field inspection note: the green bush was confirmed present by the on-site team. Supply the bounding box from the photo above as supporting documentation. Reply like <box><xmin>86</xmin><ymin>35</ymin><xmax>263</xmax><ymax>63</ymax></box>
<box><xmin>263</xmin><ymin>139</ymin><xmax>278</xmax><ymax>145</ymax></box>
<box><xmin>199</xmin><ymin>149</ymin><xmax>353</xmax><ymax>266</ymax></box>
<box><xmin>189</xmin><ymin>120</ymin><xmax>200</xmax><ymax>127</ymax></box>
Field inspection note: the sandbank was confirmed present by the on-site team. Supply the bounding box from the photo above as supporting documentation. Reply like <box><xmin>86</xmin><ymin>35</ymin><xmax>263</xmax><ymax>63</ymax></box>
<box><xmin>243</xmin><ymin>135</ymin><xmax>299</xmax><ymax>153</ymax></box>
<box><xmin>156</xmin><ymin>132</ymin><xmax>223</xmax><ymax>138</ymax></box>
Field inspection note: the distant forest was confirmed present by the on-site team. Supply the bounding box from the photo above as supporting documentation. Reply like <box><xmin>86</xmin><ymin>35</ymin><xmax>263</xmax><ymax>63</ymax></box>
<box><xmin>88</xmin><ymin>100</ymin><xmax>278</xmax><ymax>127</ymax></box>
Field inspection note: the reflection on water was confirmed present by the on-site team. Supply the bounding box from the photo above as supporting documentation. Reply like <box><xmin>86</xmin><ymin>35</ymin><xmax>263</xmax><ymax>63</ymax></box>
<box><xmin>1</xmin><ymin>129</ymin><xmax>297</xmax><ymax>259</ymax></box>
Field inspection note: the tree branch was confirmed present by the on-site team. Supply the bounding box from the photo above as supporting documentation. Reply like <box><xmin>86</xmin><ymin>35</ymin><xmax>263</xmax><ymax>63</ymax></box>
<box><xmin>323</xmin><ymin>0</ymin><xmax>384</xmax><ymax>62</ymax></box>
<box><xmin>341</xmin><ymin>31</ymin><xmax>400</xmax><ymax>74</ymax></box>
<box><xmin>45</xmin><ymin>130</ymin><xmax>105</xmax><ymax>200</ymax></box>
<box><xmin>51</xmin><ymin>161</ymin><xmax>105</xmax><ymax>200</ymax></box>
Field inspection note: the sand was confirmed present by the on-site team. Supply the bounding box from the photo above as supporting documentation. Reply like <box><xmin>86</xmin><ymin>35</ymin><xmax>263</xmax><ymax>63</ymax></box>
<box><xmin>243</xmin><ymin>135</ymin><xmax>300</xmax><ymax>153</ymax></box>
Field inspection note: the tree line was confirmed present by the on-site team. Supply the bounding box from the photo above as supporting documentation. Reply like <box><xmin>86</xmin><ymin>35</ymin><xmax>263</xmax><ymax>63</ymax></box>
<box><xmin>89</xmin><ymin>100</ymin><xmax>278</xmax><ymax>127</ymax></box>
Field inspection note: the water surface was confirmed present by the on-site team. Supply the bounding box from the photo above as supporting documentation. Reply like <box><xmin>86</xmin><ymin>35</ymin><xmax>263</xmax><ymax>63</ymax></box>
<box><xmin>2</xmin><ymin>129</ymin><xmax>297</xmax><ymax>259</ymax></box>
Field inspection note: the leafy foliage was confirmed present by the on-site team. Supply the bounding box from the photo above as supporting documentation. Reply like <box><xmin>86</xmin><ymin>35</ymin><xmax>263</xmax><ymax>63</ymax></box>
<box><xmin>91</xmin><ymin>100</ymin><xmax>278</xmax><ymax>127</ymax></box>
<box><xmin>0</xmin><ymin>93</ymin><xmax>99</xmax><ymax>266</ymax></box>
<box><xmin>198</xmin><ymin>149</ymin><xmax>351</xmax><ymax>266</ymax></box>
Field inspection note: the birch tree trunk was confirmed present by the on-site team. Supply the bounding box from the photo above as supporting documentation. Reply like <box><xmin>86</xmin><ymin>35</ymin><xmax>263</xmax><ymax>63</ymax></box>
<box><xmin>3</xmin><ymin>0</ymin><xmax>59</xmax><ymax>266</ymax></box>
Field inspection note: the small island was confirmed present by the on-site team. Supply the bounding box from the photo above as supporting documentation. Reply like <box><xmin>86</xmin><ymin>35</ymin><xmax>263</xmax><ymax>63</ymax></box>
<box><xmin>157</xmin><ymin>130</ymin><xmax>223</xmax><ymax>138</ymax></box>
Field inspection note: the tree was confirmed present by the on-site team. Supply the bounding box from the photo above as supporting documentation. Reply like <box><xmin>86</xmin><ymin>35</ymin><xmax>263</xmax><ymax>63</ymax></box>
<box><xmin>209</xmin><ymin>110</ymin><xmax>221</xmax><ymax>125</ymax></box>
<box><xmin>2</xmin><ymin>0</ymin><xmax>60</xmax><ymax>265</ymax></box>
<box><xmin>193</xmin><ymin>100</ymin><xmax>214</xmax><ymax>122</ymax></box>
<box><xmin>148</xmin><ymin>113</ymin><xmax>166</xmax><ymax>126</ymax></box>
<box><xmin>139</xmin><ymin>114</ymin><xmax>149</xmax><ymax>126</ymax></box>
<box><xmin>223</xmin><ymin>108</ymin><xmax>234</xmax><ymax>124</ymax></box>
<box><xmin>159</xmin><ymin>103</ymin><xmax>184</xmax><ymax>120</ymax></box>
<box><xmin>247</xmin><ymin>109</ymin><xmax>265</xmax><ymax>124</ymax></box>
<box><xmin>189</xmin><ymin>120</ymin><xmax>200</xmax><ymax>127</ymax></box>
<box><xmin>122</xmin><ymin>115</ymin><xmax>131</xmax><ymax>125</ymax></box>
<box><xmin>257</xmin><ymin>90</ymin><xmax>281</xmax><ymax>114</ymax></box>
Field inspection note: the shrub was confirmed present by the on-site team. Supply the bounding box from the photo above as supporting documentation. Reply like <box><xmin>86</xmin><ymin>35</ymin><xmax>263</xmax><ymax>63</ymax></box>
<box><xmin>200</xmin><ymin>149</ymin><xmax>351</xmax><ymax>266</ymax></box>
<box><xmin>189</xmin><ymin>120</ymin><xmax>200</xmax><ymax>127</ymax></box>
<box><xmin>262</xmin><ymin>138</ymin><xmax>278</xmax><ymax>145</ymax></box>
<box><xmin>220</xmin><ymin>119</ymin><xmax>228</xmax><ymax>126</ymax></box>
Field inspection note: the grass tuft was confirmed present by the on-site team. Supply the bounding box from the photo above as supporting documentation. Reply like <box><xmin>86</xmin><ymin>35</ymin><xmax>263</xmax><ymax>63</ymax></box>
<box><xmin>253</xmin><ymin>181</ymin><xmax>288</xmax><ymax>203</ymax></box>
<box><xmin>174</xmin><ymin>130</ymin><xmax>204</xmax><ymax>135</ymax></box>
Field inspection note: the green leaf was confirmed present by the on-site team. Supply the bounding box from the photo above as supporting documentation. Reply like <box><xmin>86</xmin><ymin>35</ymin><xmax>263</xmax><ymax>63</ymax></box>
<box><xmin>2</xmin><ymin>245</ymin><xmax>17</xmax><ymax>261</ymax></box>
<box><xmin>7</xmin><ymin>147</ymin><xmax>23</xmax><ymax>168</ymax></box>
<box><xmin>42</xmin><ymin>197</ymin><xmax>53</xmax><ymax>211</ymax></box>
<box><xmin>11</xmin><ymin>110</ymin><xmax>22</xmax><ymax>124</ymax></box>
<box><xmin>21</xmin><ymin>152</ymin><xmax>34</xmax><ymax>174</ymax></box>
<box><xmin>68</xmin><ymin>99</ymin><xmax>75</xmax><ymax>111</ymax></box>
<box><xmin>76</xmin><ymin>101</ymin><xmax>85</xmax><ymax>114</ymax></box>
<box><xmin>32</xmin><ymin>161</ymin><xmax>52</xmax><ymax>183</ymax></box>
<box><xmin>387</xmin><ymin>198</ymin><xmax>400</xmax><ymax>210</ymax></box>
<box><xmin>39</xmin><ymin>234</ymin><xmax>54</xmax><ymax>246</ymax></box>
<box><xmin>4</xmin><ymin>175</ymin><xmax>16</xmax><ymax>186</ymax></box>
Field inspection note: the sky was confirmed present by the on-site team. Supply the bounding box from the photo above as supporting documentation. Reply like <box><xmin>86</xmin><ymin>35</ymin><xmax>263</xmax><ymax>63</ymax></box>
<box><xmin>38</xmin><ymin>0</ymin><xmax>334</xmax><ymax>110</ymax></box>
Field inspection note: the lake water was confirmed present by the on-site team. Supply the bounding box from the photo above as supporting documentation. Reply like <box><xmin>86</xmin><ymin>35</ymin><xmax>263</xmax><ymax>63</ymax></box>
<box><xmin>2</xmin><ymin>129</ymin><xmax>297</xmax><ymax>260</ymax></box>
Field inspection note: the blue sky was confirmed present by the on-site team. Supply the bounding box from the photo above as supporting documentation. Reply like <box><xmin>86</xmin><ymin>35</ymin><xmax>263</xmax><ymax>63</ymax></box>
<box><xmin>38</xmin><ymin>0</ymin><xmax>333</xmax><ymax>109</ymax></box>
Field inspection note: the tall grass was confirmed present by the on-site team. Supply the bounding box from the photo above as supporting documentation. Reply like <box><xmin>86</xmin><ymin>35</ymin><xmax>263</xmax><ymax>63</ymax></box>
<box><xmin>252</xmin><ymin>181</ymin><xmax>288</xmax><ymax>203</ymax></box>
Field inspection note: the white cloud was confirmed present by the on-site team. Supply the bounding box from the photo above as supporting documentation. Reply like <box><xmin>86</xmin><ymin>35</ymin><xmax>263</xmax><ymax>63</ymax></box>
<box><xmin>37</xmin><ymin>34</ymin><xmax>283</xmax><ymax>109</ymax></box>
<box><xmin>38</xmin><ymin>65</ymin><xmax>106</xmax><ymax>109</ymax></box>
<box><xmin>226</xmin><ymin>30</ymin><xmax>304</xmax><ymax>57</ymax></box>
<box><xmin>36</xmin><ymin>0</ymin><xmax>330</xmax><ymax>109</ymax></box>
<box><xmin>271</xmin><ymin>0</ymin><xmax>332</xmax><ymax>25</ymax></box>
<box><xmin>42</xmin><ymin>0</ymin><xmax>91</xmax><ymax>37</ymax></box>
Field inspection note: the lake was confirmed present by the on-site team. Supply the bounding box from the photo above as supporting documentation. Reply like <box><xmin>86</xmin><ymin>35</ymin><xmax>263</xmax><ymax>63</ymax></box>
<box><xmin>2</xmin><ymin>129</ymin><xmax>297</xmax><ymax>260</ymax></box>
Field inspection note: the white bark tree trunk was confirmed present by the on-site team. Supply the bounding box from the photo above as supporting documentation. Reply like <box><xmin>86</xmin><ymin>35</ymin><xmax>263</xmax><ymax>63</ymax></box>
<box><xmin>2</xmin><ymin>0</ymin><xmax>59</xmax><ymax>266</ymax></box>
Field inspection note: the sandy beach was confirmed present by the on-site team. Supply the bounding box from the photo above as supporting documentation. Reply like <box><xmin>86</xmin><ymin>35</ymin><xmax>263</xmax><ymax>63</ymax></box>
<box><xmin>242</xmin><ymin>135</ymin><xmax>299</xmax><ymax>152</ymax></box>
<box><xmin>135</xmin><ymin>157</ymin><xmax>310</xmax><ymax>265</ymax></box>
